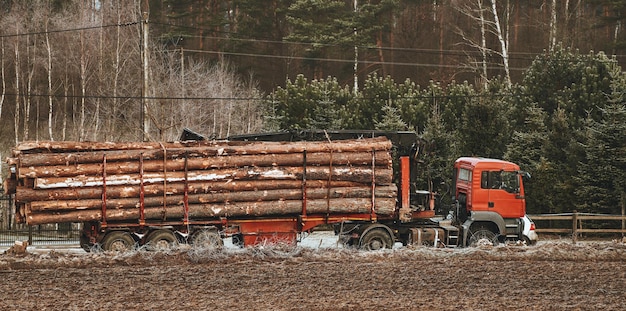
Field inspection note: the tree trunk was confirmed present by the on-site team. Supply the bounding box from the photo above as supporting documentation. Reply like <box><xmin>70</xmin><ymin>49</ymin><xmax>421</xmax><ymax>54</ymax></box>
<box><xmin>46</xmin><ymin>11</ymin><xmax>54</xmax><ymax>141</ymax></box>
<box><xmin>33</xmin><ymin>166</ymin><xmax>394</xmax><ymax>189</ymax></box>
<box><xmin>13</xmin><ymin>136</ymin><xmax>391</xmax><ymax>155</ymax></box>
<box><xmin>14</xmin><ymin>36</ymin><xmax>20</xmax><ymax>145</ymax></box>
<box><xmin>17</xmin><ymin>151</ymin><xmax>391</xmax><ymax>178</ymax></box>
<box><xmin>489</xmin><ymin>0</ymin><xmax>511</xmax><ymax>87</ymax></box>
<box><xmin>10</xmin><ymin>137</ymin><xmax>396</xmax><ymax>225</ymax></box>
<box><xmin>25</xmin><ymin>198</ymin><xmax>397</xmax><ymax>225</ymax></box>
<box><xmin>28</xmin><ymin>185</ymin><xmax>397</xmax><ymax>211</ymax></box>
<box><xmin>15</xmin><ymin>180</ymin><xmax>363</xmax><ymax>202</ymax></box>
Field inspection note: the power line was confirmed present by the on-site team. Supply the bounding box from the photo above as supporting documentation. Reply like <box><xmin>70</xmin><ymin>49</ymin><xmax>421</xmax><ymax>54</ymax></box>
<box><xmin>0</xmin><ymin>21</ymin><xmax>140</xmax><ymax>39</ymax></box>
<box><xmin>183</xmin><ymin>48</ymin><xmax>529</xmax><ymax>72</ymax></box>
<box><xmin>0</xmin><ymin>19</ymin><xmax>617</xmax><ymax>70</ymax></box>
<box><xmin>155</xmin><ymin>22</ymin><xmax>626</xmax><ymax>60</ymax></box>
<box><xmin>179</xmin><ymin>33</ymin><xmax>540</xmax><ymax>62</ymax></box>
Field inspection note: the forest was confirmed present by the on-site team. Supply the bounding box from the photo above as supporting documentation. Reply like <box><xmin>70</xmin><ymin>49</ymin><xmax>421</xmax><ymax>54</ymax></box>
<box><xmin>0</xmin><ymin>0</ymin><xmax>624</xmax><ymax>215</ymax></box>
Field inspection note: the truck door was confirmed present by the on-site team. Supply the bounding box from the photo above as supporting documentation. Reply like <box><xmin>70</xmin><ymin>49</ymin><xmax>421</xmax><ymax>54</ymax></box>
<box><xmin>481</xmin><ymin>170</ymin><xmax>525</xmax><ymax>218</ymax></box>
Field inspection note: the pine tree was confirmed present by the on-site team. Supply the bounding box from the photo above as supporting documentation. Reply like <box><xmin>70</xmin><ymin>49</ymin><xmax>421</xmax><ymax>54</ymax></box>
<box><xmin>419</xmin><ymin>104</ymin><xmax>457</xmax><ymax>212</ymax></box>
<box><xmin>575</xmin><ymin>70</ymin><xmax>626</xmax><ymax>214</ymax></box>
<box><xmin>374</xmin><ymin>100</ymin><xmax>407</xmax><ymax>131</ymax></box>
<box><xmin>504</xmin><ymin>104</ymin><xmax>554</xmax><ymax>214</ymax></box>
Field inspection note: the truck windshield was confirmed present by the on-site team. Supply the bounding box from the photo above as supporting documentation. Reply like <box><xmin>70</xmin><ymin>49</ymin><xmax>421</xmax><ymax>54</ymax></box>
<box><xmin>481</xmin><ymin>171</ymin><xmax>519</xmax><ymax>193</ymax></box>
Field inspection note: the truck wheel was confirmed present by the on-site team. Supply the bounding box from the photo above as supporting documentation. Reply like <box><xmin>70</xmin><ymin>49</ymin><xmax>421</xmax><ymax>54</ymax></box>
<box><xmin>145</xmin><ymin>230</ymin><xmax>179</xmax><ymax>251</ymax></box>
<box><xmin>468</xmin><ymin>227</ymin><xmax>499</xmax><ymax>247</ymax></box>
<box><xmin>101</xmin><ymin>231</ymin><xmax>135</xmax><ymax>252</ymax></box>
<box><xmin>359</xmin><ymin>229</ymin><xmax>393</xmax><ymax>251</ymax></box>
<box><xmin>232</xmin><ymin>233</ymin><xmax>244</xmax><ymax>248</ymax></box>
<box><xmin>80</xmin><ymin>232</ymin><xmax>93</xmax><ymax>252</ymax></box>
<box><xmin>191</xmin><ymin>229</ymin><xmax>223</xmax><ymax>249</ymax></box>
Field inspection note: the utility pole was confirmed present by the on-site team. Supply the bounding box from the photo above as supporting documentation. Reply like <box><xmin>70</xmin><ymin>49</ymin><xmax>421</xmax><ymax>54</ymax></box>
<box><xmin>141</xmin><ymin>11</ymin><xmax>150</xmax><ymax>141</ymax></box>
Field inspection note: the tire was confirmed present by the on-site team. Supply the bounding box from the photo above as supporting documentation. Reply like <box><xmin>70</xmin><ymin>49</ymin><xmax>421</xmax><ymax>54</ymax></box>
<box><xmin>144</xmin><ymin>230</ymin><xmax>178</xmax><ymax>251</ymax></box>
<box><xmin>468</xmin><ymin>226</ymin><xmax>499</xmax><ymax>247</ymax></box>
<box><xmin>191</xmin><ymin>229</ymin><xmax>223</xmax><ymax>250</ymax></box>
<box><xmin>523</xmin><ymin>236</ymin><xmax>537</xmax><ymax>246</ymax></box>
<box><xmin>80</xmin><ymin>232</ymin><xmax>93</xmax><ymax>252</ymax></box>
<box><xmin>232</xmin><ymin>233</ymin><xmax>244</xmax><ymax>248</ymax></box>
<box><xmin>359</xmin><ymin>228</ymin><xmax>393</xmax><ymax>251</ymax></box>
<box><xmin>101</xmin><ymin>231</ymin><xmax>135</xmax><ymax>252</ymax></box>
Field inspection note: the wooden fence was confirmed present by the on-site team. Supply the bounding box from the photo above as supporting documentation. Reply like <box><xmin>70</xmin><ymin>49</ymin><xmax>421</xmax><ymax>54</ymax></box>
<box><xmin>529</xmin><ymin>212</ymin><xmax>626</xmax><ymax>243</ymax></box>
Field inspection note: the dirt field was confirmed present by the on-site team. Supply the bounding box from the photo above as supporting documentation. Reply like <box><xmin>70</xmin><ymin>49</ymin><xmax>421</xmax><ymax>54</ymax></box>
<box><xmin>0</xmin><ymin>240</ymin><xmax>625</xmax><ymax>311</ymax></box>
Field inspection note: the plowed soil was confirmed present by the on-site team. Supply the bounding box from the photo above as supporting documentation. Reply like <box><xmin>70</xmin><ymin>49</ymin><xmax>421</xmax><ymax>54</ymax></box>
<box><xmin>1</xmin><ymin>240</ymin><xmax>625</xmax><ymax>311</ymax></box>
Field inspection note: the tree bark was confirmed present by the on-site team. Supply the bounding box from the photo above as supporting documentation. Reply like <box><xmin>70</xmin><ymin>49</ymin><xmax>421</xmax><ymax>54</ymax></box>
<box><xmin>32</xmin><ymin>166</ymin><xmax>394</xmax><ymax>189</ymax></box>
<box><xmin>25</xmin><ymin>198</ymin><xmax>397</xmax><ymax>225</ymax></box>
<box><xmin>15</xmin><ymin>180</ymin><xmax>362</xmax><ymax>202</ymax></box>
<box><xmin>16</xmin><ymin>151</ymin><xmax>391</xmax><ymax>178</ymax></box>
<box><xmin>28</xmin><ymin>185</ymin><xmax>397</xmax><ymax>211</ymax></box>
<box><xmin>10</xmin><ymin>137</ymin><xmax>397</xmax><ymax>225</ymax></box>
<box><xmin>12</xmin><ymin>136</ymin><xmax>391</xmax><ymax>156</ymax></box>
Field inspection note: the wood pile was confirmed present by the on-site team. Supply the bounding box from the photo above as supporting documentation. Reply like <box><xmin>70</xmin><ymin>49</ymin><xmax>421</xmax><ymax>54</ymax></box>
<box><xmin>5</xmin><ymin>137</ymin><xmax>398</xmax><ymax>226</ymax></box>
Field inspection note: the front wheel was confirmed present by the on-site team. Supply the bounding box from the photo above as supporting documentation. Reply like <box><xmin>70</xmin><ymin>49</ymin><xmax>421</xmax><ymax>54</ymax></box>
<box><xmin>359</xmin><ymin>228</ymin><xmax>393</xmax><ymax>251</ymax></box>
<box><xmin>468</xmin><ymin>227</ymin><xmax>499</xmax><ymax>247</ymax></box>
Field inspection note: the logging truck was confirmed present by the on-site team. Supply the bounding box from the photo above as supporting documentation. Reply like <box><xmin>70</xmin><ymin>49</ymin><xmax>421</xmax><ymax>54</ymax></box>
<box><xmin>4</xmin><ymin>130</ymin><xmax>531</xmax><ymax>251</ymax></box>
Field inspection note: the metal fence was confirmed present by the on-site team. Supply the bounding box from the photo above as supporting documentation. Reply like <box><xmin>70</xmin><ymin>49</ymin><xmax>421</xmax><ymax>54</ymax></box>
<box><xmin>0</xmin><ymin>192</ymin><xmax>82</xmax><ymax>246</ymax></box>
<box><xmin>0</xmin><ymin>223</ymin><xmax>82</xmax><ymax>246</ymax></box>
<box><xmin>0</xmin><ymin>192</ymin><xmax>13</xmax><ymax>231</ymax></box>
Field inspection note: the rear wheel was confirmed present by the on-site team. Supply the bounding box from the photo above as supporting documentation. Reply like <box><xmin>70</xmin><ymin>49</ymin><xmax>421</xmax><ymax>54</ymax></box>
<box><xmin>144</xmin><ymin>230</ymin><xmax>178</xmax><ymax>251</ymax></box>
<box><xmin>101</xmin><ymin>231</ymin><xmax>135</xmax><ymax>252</ymax></box>
<box><xmin>191</xmin><ymin>229</ymin><xmax>223</xmax><ymax>249</ymax></box>
<box><xmin>359</xmin><ymin>228</ymin><xmax>393</xmax><ymax>250</ymax></box>
<box><xmin>468</xmin><ymin>226</ymin><xmax>499</xmax><ymax>247</ymax></box>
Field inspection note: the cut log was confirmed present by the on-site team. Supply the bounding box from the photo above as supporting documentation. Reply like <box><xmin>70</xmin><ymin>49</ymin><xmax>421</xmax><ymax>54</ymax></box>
<box><xmin>28</xmin><ymin>185</ymin><xmax>398</xmax><ymax>211</ymax></box>
<box><xmin>17</xmin><ymin>151</ymin><xmax>392</xmax><ymax>178</ymax></box>
<box><xmin>33</xmin><ymin>166</ymin><xmax>394</xmax><ymax>189</ymax></box>
<box><xmin>15</xmin><ymin>180</ymin><xmax>362</xmax><ymax>202</ymax></box>
<box><xmin>13</xmin><ymin>136</ymin><xmax>391</xmax><ymax>156</ymax></box>
<box><xmin>24</xmin><ymin>198</ymin><xmax>397</xmax><ymax>225</ymax></box>
<box><xmin>9</xmin><ymin>136</ymin><xmax>399</xmax><ymax>226</ymax></box>
<box><xmin>4</xmin><ymin>178</ymin><xmax>17</xmax><ymax>195</ymax></box>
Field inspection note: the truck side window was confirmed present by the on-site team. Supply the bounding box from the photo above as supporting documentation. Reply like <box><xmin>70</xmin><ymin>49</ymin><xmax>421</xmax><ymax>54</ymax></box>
<box><xmin>458</xmin><ymin>168</ymin><xmax>471</xmax><ymax>182</ymax></box>
<box><xmin>481</xmin><ymin>171</ymin><xmax>489</xmax><ymax>188</ymax></box>
<box><xmin>481</xmin><ymin>171</ymin><xmax>519</xmax><ymax>193</ymax></box>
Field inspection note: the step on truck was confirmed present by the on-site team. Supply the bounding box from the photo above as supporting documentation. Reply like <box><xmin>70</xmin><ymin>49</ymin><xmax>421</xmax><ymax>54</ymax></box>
<box><xmin>5</xmin><ymin>130</ymin><xmax>531</xmax><ymax>251</ymax></box>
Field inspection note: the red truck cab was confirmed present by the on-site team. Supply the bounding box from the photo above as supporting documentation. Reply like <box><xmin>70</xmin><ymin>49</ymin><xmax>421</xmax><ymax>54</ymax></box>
<box><xmin>453</xmin><ymin>157</ymin><xmax>528</xmax><ymax>245</ymax></box>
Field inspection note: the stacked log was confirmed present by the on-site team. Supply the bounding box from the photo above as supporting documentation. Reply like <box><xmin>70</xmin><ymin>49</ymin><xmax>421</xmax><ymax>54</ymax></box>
<box><xmin>5</xmin><ymin>137</ymin><xmax>398</xmax><ymax>226</ymax></box>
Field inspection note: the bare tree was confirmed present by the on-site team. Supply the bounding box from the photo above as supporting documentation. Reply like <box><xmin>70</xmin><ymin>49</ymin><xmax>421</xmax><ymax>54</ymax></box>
<box><xmin>0</xmin><ymin>38</ymin><xmax>5</xmax><ymax>121</ymax></box>
<box><xmin>549</xmin><ymin>0</ymin><xmax>557</xmax><ymax>52</ymax></box>
<box><xmin>454</xmin><ymin>0</ymin><xmax>512</xmax><ymax>88</ymax></box>
<box><xmin>45</xmin><ymin>2</ymin><xmax>54</xmax><ymax>141</ymax></box>
<box><xmin>13</xmin><ymin>29</ymin><xmax>21</xmax><ymax>145</ymax></box>
<box><xmin>489</xmin><ymin>0</ymin><xmax>511</xmax><ymax>87</ymax></box>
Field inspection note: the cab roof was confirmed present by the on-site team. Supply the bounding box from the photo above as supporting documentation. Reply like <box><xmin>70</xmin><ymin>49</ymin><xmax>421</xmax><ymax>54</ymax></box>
<box><xmin>455</xmin><ymin>157</ymin><xmax>520</xmax><ymax>171</ymax></box>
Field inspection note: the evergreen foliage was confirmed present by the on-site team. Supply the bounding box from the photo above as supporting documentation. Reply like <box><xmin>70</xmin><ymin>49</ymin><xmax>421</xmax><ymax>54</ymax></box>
<box><xmin>575</xmin><ymin>69</ymin><xmax>626</xmax><ymax>214</ymax></box>
<box><xmin>268</xmin><ymin>74</ymin><xmax>352</xmax><ymax>130</ymax></box>
<box><xmin>264</xmin><ymin>47</ymin><xmax>626</xmax><ymax>215</ymax></box>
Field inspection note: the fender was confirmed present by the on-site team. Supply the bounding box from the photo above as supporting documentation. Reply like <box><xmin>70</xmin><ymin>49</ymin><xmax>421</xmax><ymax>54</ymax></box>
<box><xmin>460</xmin><ymin>211</ymin><xmax>506</xmax><ymax>247</ymax></box>
<box><xmin>358</xmin><ymin>224</ymin><xmax>395</xmax><ymax>244</ymax></box>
